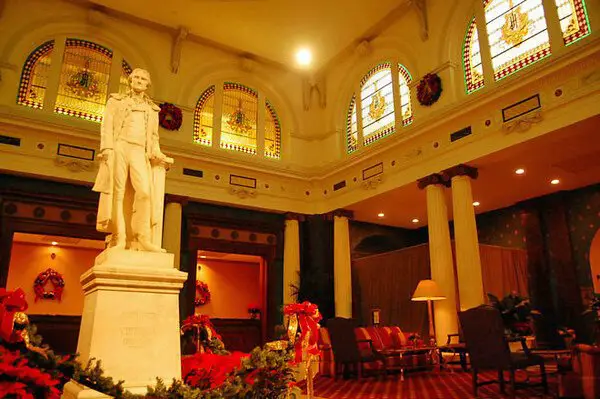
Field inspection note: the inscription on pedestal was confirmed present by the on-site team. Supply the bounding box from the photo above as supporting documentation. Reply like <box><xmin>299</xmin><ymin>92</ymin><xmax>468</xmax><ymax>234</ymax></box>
<box><xmin>120</xmin><ymin>311</ymin><xmax>158</xmax><ymax>348</ymax></box>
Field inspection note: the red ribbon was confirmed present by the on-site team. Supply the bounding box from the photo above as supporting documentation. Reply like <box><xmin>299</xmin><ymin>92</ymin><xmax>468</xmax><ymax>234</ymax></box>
<box><xmin>284</xmin><ymin>301</ymin><xmax>322</xmax><ymax>363</ymax></box>
<box><xmin>0</xmin><ymin>288</ymin><xmax>28</xmax><ymax>342</ymax></box>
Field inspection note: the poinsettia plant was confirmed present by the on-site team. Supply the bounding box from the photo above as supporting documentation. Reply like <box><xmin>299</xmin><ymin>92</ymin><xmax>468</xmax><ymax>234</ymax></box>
<box><xmin>487</xmin><ymin>291</ymin><xmax>541</xmax><ymax>336</ymax></box>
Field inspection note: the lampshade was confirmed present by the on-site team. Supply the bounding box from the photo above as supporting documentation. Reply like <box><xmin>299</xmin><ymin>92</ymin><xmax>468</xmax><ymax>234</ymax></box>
<box><xmin>411</xmin><ymin>279</ymin><xmax>446</xmax><ymax>301</ymax></box>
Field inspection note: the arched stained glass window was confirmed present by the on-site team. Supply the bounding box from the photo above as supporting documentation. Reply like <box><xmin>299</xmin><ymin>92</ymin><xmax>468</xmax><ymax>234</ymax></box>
<box><xmin>54</xmin><ymin>39</ymin><xmax>113</xmax><ymax>122</ymax></box>
<box><xmin>361</xmin><ymin>62</ymin><xmax>395</xmax><ymax>146</ymax></box>
<box><xmin>265</xmin><ymin>100</ymin><xmax>281</xmax><ymax>159</ymax></box>
<box><xmin>193</xmin><ymin>86</ymin><xmax>215</xmax><ymax>147</ymax></box>
<box><xmin>463</xmin><ymin>18</ymin><xmax>485</xmax><ymax>93</ymax></box>
<box><xmin>17</xmin><ymin>40</ymin><xmax>54</xmax><ymax>109</ymax></box>
<box><xmin>398</xmin><ymin>64</ymin><xmax>413</xmax><ymax>126</ymax></box>
<box><xmin>484</xmin><ymin>0</ymin><xmax>551</xmax><ymax>81</ymax></box>
<box><xmin>220</xmin><ymin>82</ymin><xmax>258</xmax><ymax>155</ymax></box>
<box><xmin>119</xmin><ymin>59</ymin><xmax>132</xmax><ymax>95</ymax></box>
<box><xmin>554</xmin><ymin>0</ymin><xmax>591</xmax><ymax>45</ymax></box>
<box><xmin>346</xmin><ymin>95</ymin><xmax>358</xmax><ymax>154</ymax></box>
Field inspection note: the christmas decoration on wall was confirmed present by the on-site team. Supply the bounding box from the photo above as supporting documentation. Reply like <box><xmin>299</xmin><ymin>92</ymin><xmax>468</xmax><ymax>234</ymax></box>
<box><xmin>158</xmin><ymin>102</ymin><xmax>183</xmax><ymax>130</ymax></box>
<box><xmin>416</xmin><ymin>73</ymin><xmax>443</xmax><ymax>106</ymax></box>
<box><xmin>194</xmin><ymin>281</ymin><xmax>211</xmax><ymax>306</ymax></box>
<box><xmin>33</xmin><ymin>268</ymin><xmax>65</xmax><ymax>302</ymax></box>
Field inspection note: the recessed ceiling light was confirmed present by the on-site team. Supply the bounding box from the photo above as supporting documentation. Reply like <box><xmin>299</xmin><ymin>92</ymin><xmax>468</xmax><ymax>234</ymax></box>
<box><xmin>411</xmin><ymin>218</ymin><xmax>420</xmax><ymax>224</ymax></box>
<box><xmin>295</xmin><ymin>48</ymin><xmax>312</xmax><ymax>66</ymax></box>
<box><xmin>377</xmin><ymin>212</ymin><xmax>385</xmax><ymax>218</ymax></box>
<box><xmin>51</xmin><ymin>241</ymin><xmax>58</xmax><ymax>246</ymax></box>
<box><xmin>550</xmin><ymin>178</ymin><xmax>560</xmax><ymax>185</ymax></box>
<box><xmin>473</xmin><ymin>201</ymin><xmax>480</xmax><ymax>207</ymax></box>
<box><xmin>515</xmin><ymin>168</ymin><xmax>525</xmax><ymax>175</ymax></box>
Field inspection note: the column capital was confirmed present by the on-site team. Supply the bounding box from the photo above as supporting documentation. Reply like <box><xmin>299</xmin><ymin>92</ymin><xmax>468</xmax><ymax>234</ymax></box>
<box><xmin>443</xmin><ymin>164</ymin><xmax>478</xmax><ymax>181</ymax></box>
<box><xmin>324</xmin><ymin>209</ymin><xmax>354</xmax><ymax>220</ymax></box>
<box><xmin>417</xmin><ymin>173</ymin><xmax>450</xmax><ymax>189</ymax></box>
<box><xmin>285</xmin><ymin>212</ymin><xmax>306</xmax><ymax>222</ymax></box>
<box><xmin>165</xmin><ymin>194</ymin><xmax>188</xmax><ymax>206</ymax></box>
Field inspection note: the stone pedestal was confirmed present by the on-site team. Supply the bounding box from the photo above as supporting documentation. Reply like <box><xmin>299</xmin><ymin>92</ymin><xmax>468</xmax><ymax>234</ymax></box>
<box><xmin>64</xmin><ymin>248</ymin><xmax>187</xmax><ymax>397</ymax></box>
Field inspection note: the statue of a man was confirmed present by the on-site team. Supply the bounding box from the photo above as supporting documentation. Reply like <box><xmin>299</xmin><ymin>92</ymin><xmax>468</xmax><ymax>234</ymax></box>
<box><xmin>92</xmin><ymin>68</ymin><xmax>172</xmax><ymax>252</ymax></box>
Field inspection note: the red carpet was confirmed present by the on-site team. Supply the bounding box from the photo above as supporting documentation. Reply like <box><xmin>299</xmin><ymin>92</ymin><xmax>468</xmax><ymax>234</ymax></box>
<box><xmin>312</xmin><ymin>370</ymin><xmax>555</xmax><ymax>399</ymax></box>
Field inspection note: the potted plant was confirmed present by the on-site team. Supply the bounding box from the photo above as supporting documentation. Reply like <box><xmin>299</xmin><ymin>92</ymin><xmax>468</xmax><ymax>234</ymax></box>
<box><xmin>487</xmin><ymin>291</ymin><xmax>541</xmax><ymax>338</ymax></box>
<box><xmin>248</xmin><ymin>304</ymin><xmax>261</xmax><ymax>320</ymax></box>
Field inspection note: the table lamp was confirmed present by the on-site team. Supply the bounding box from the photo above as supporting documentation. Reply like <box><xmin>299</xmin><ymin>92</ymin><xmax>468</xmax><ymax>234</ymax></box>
<box><xmin>411</xmin><ymin>279</ymin><xmax>446</xmax><ymax>344</ymax></box>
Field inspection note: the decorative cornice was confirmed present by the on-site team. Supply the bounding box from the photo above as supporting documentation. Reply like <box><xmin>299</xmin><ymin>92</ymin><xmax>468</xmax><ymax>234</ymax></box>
<box><xmin>417</xmin><ymin>173</ymin><xmax>449</xmax><ymax>189</ymax></box>
<box><xmin>228</xmin><ymin>187</ymin><xmax>257</xmax><ymax>199</ymax></box>
<box><xmin>442</xmin><ymin>164</ymin><xmax>478</xmax><ymax>180</ymax></box>
<box><xmin>324</xmin><ymin>209</ymin><xmax>354</xmax><ymax>220</ymax></box>
<box><xmin>284</xmin><ymin>212</ymin><xmax>306</xmax><ymax>222</ymax></box>
<box><xmin>165</xmin><ymin>194</ymin><xmax>188</xmax><ymax>206</ymax></box>
<box><xmin>53</xmin><ymin>157</ymin><xmax>95</xmax><ymax>173</ymax></box>
<box><xmin>502</xmin><ymin>110</ymin><xmax>543</xmax><ymax>134</ymax></box>
<box><xmin>362</xmin><ymin>175</ymin><xmax>384</xmax><ymax>190</ymax></box>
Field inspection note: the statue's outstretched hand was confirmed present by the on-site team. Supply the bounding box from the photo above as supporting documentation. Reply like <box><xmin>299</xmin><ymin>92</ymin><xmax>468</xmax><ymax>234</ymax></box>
<box><xmin>97</xmin><ymin>148</ymin><xmax>113</xmax><ymax>163</ymax></box>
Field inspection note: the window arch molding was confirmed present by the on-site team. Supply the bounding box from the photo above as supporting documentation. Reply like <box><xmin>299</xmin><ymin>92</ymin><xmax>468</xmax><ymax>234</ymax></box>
<box><xmin>337</xmin><ymin>54</ymin><xmax>418</xmax><ymax>155</ymax></box>
<box><xmin>185</xmin><ymin>69</ymin><xmax>294</xmax><ymax>160</ymax></box>
<box><xmin>6</xmin><ymin>23</ymin><xmax>156</xmax><ymax>101</ymax></box>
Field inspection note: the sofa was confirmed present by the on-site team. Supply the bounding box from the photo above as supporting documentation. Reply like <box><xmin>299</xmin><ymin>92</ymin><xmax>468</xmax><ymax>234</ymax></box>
<box><xmin>318</xmin><ymin>325</ymin><xmax>430</xmax><ymax>377</ymax></box>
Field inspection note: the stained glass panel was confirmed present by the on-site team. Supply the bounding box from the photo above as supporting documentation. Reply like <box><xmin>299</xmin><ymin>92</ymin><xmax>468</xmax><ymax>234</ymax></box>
<box><xmin>54</xmin><ymin>39</ymin><xmax>113</xmax><ymax>122</ymax></box>
<box><xmin>555</xmin><ymin>0</ymin><xmax>591</xmax><ymax>45</ymax></box>
<box><xmin>463</xmin><ymin>18</ymin><xmax>485</xmax><ymax>93</ymax></box>
<box><xmin>484</xmin><ymin>0</ymin><xmax>551</xmax><ymax>81</ymax></box>
<box><xmin>119</xmin><ymin>59</ymin><xmax>132</xmax><ymax>95</ymax></box>
<box><xmin>265</xmin><ymin>100</ymin><xmax>281</xmax><ymax>159</ymax></box>
<box><xmin>193</xmin><ymin>85</ymin><xmax>215</xmax><ymax>147</ymax></box>
<box><xmin>220</xmin><ymin>82</ymin><xmax>258</xmax><ymax>155</ymax></box>
<box><xmin>17</xmin><ymin>40</ymin><xmax>54</xmax><ymax>110</ymax></box>
<box><xmin>360</xmin><ymin>62</ymin><xmax>395</xmax><ymax>146</ymax></box>
<box><xmin>346</xmin><ymin>95</ymin><xmax>358</xmax><ymax>154</ymax></box>
<box><xmin>398</xmin><ymin>64</ymin><xmax>413</xmax><ymax>126</ymax></box>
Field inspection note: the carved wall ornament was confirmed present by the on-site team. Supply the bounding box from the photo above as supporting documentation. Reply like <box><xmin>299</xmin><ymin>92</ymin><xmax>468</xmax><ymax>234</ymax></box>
<box><xmin>582</xmin><ymin>68</ymin><xmax>600</xmax><ymax>85</ymax></box>
<box><xmin>302</xmin><ymin>74</ymin><xmax>326</xmax><ymax>111</ymax></box>
<box><xmin>240</xmin><ymin>56</ymin><xmax>256</xmax><ymax>72</ymax></box>
<box><xmin>171</xmin><ymin>26</ymin><xmax>189</xmax><ymax>74</ymax></box>
<box><xmin>408</xmin><ymin>0</ymin><xmax>429</xmax><ymax>41</ymax></box>
<box><xmin>229</xmin><ymin>187</ymin><xmax>257</xmax><ymax>199</ymax></box>
<box><xmin>54</xmin><ymin>157</ymin><xmax>95</xmax><ymax>172</ymax></box>
<box><xmin>502</xmin><ymin>110</ymin><xmax>543</xmax><ymax>134</ymax></box>
<box><xmin>362</xmin><ymin>175</ymin><xmax>384</xmax><ymax>190</ymax></box>
<box><xmin>354</xmin><ymin>40</ymin><xmax>372</xmax><ymax>57</ymax></box>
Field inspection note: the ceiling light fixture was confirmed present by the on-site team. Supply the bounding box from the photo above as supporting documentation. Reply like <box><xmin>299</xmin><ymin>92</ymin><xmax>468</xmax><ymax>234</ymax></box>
<box><xmin>377</xmin><ymin>212</ymin><xmax>385</xmax><ymax>218</ymax></box>
<box><xmin>551</xmin><ymin>178</ymin><xmax>560</xmax><ymax>185</ymax></box>
<box><xmin>473</xmin><ymin>201</ymin><xmax>480</xmax><ymax>207</ymax></box>
<box><xmin>515</xmin><ymin>168</ymin><xmax>525</xmax><ymax>175</ymax></box>
<box><xmin>51</xmin><ymin>241</ymin><xmax>58</xmax><ymax>246</ymax></box>
<box><xmin>295</xmin><ymin>48</ymin><xmax>312</xmax><ymax>66</ymax></box>
<box><xmin>411</xmin><ymin>218</ymin><xmax>420</xmax><ymax>224</ymax></box>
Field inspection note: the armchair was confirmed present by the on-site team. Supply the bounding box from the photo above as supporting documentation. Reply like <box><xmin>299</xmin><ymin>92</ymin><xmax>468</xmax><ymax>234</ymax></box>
<box><xmin>459</xmin><ymin>305</ymin><xmax>548</xmax><ymax>399</ymax></box>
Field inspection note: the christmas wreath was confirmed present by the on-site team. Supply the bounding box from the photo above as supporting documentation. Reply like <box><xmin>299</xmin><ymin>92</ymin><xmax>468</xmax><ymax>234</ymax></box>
<box><xmin>158</xmin><ymin>103</ymin><xmax>183</xmax><ymax>131</ymax></box>
<box><xmin>416</xmin><ymin>73</ymin><xmax>443</xmax><ymax>106</ymax></box>
<box><xmin>195</xmin><ymin>281</ymin><xmax>211</xmax><ymax>306</ymax></box>
<box><xmin>33</xmin><ymin>268</ymin><xmax>65</xmax><ymax>302</ymax></box>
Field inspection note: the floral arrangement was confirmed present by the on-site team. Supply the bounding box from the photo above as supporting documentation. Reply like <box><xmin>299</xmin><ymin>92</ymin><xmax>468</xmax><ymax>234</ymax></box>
<box><xmin>487</xmin><ymin>291</ymin><xmax>541</xmax><ymax>336</ymax></box>
<box><xmin>416</xmin><ymin>73</ymin><xmax>443</xmax><ymax>106</ymax></box>
<box><xmin>33</xmin><ymin>268</ymin><xmax>65</xmax><ymax>302</ymax></box>
<box><xmin>247</xmin><ymin>304</ymin><xmax>261</xmax><ymax>319</ymax></box>
<box><xmin>194</xmin><ymin>281</ymin><xmax>211</xmax><ymax>307</ymax></box>
<box><xmin>159</xmin><ymin>103</ymin><xmax>183</xmax><ymax>131</ymax></box>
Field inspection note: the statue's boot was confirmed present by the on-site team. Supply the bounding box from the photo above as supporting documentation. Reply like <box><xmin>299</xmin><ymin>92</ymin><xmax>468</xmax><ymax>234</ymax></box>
<box><xmin>138</xmin><ymin>235</ymin><xmax>166</xmax><ymax>253</ymax></box>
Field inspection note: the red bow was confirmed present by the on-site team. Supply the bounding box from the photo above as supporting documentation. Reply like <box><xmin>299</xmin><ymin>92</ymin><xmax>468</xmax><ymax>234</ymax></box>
<box><xmin>284</xmin><ymin>301</ymin><xmax>322</xmax><ymax>363</ymax></box>
<box><xmin>0</xmin><ymin>288</ymin><xmax>28</xmax><ymax>342</ymax></box>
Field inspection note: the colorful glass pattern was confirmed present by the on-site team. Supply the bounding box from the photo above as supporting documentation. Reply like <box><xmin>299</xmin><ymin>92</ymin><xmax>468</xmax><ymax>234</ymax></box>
<box><xmin>54</xmin><ymin>39</ymin><xmax>113</xmax><ymax>122</ymax></box>
<box><xmin>220</xmin><ymin>82</ymin><xmax>258</xmax><ymax>155</ymax></box>
<box><xmin>360</xmin><ymin>62</ymin><xmax>395</xmax><ymax>146</ymax></box>
<box><xmin>484</xmin><ymin>0</ymin><xmax>551</xmax><ymax>81</ymax></box>
<box><xmin>265</xmin><ymin>100</ymin><xmax>281</xmax><ymax>159</ymax></box>
<box><xmin>346</xmin><ymin>95</ymin><xmax>358</xmax><ymax>154</ymax></box>
<box><xmin>398</xmin><ymin>64</ymin><xmax>413</xmax><ymax>126</ymax></box>
<box><xmin>17</xmin><ymin>40</ymin><xmax>54</xmax><ymax>110</ymax></box>
<box><xmin>193</xmin><ymin>85</ymin><xmax>215</xmax><ymax>147</ymax></box>
<box><xmin>463</xmin><ymin>18</ymin><xmax>485</xmax><ymax>93</ymax></box>
<box><xmin>555</xmin><ymin>0</ymin><xmax>591</xmax><ymax>45</ymax></box>
<box><xmin>119</xmin><ymin>59</ymin><xmax>132</xmax><ymax>95</ymax></box>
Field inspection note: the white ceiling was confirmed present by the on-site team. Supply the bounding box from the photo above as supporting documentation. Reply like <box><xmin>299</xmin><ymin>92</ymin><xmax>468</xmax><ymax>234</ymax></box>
<box><xmin>88</xmin><ymin>0</ymin><xmax>407</xmax><ymax>70</ymax></box>
<box><xmin>348</xmin><ymin>114</ymin><xmax>600</xmax><ymax>228</ymax></box>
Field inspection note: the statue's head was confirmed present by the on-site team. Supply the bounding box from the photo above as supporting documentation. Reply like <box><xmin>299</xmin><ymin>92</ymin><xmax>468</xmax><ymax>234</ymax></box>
<box><xmin>128</xmin><ymin>68</ymin><xmax>151</xmax><ymax>93</ymax></box>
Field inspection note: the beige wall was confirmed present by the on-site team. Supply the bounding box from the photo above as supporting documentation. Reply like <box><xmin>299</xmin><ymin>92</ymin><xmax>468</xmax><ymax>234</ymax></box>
<box><xmin>196</xmin><ymin>259</ymin><xmax>261</xmax><ymax>319</ymax></box>
<box><xmin>6</xmin><ymin>242</ymin><xmax>100</xmax><ymax>315</ymax></box>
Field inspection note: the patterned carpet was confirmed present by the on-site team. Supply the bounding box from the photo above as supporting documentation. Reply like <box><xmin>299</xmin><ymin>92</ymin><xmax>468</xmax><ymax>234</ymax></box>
<box><xmin>311</xmin><ymin>370</ymin><xmax>556</xmax><ymax>399</ymax></box>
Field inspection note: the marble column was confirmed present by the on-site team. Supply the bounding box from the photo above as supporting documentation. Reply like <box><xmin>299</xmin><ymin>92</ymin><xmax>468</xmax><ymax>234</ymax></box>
<box><xmin>418</xmin><ymin>174</ymin><xmax>458</xmax><ymax>344</ymax></box>
<box><xmin>445</xmin><ymin>164</ymin><xmax>485</xmax><ymax>310</ymax></box>
<box><xmin>333</xmin><ymin>210</ymin><xmax>353</xmax><ymax>318</ymax></box>
<box><xmin>283</xmin><ymin>213</ymin><xmax>303</xmax><ymax>306</ymax></box>
<box><xmin>162</xmin><ymin>195</ymin><xmax>186</xmax><ymax>270</ymax></box>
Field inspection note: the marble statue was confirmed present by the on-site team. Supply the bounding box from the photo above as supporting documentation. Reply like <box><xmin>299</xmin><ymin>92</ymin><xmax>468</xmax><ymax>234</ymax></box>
<box><xmin>93</xmin><ymin>68</ymin><xmax>173</xmax><ymax>252</ymax></box>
